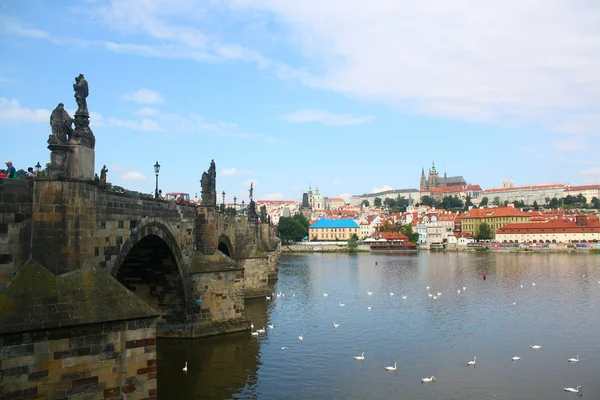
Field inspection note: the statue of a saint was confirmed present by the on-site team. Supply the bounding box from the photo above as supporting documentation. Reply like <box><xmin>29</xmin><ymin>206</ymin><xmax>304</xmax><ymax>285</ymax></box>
<box><xmin>249</xmin><ymin>182</ymin><xmax>254</xmax><ymax>201</ymax></box>
<box><xmin>48</xmin><ymin>103</ymin><xmax>73</xmax><ymax>145</ymax></box>
<box><xmin>99</xmin><ymin>165</ymin><xmax>108</xmax><ymax>188</ymax></box>
<box><xmin>73</xmin><ymin>74</ymin><xmax>89</xmax><ymax>114</ymax></box>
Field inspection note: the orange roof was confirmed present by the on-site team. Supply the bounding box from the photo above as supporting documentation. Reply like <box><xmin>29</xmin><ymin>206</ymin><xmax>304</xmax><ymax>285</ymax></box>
<box><xmin>566</xmin><ymin>185</ymin><xmax>600</xmax><ymax>191</ymax></box>
<box><xmin>497</xmin><ymin>219</ymin><xmax>600</xmax><ymax>234</ymax></box>
<box><xmin>462</xmin><ymin>206</ymin><xmax>530</xmax><ymax>219</ymax></box>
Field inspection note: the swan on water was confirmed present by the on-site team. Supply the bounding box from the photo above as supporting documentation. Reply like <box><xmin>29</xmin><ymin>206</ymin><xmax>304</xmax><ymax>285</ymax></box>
<box><xmin>402</xmin><ymin>295</ymin><xmax>407</xmax><ymax>300</ymax></box>
<box><xmin>463</xmin><ymin>286</ymin><xmax>466</xmax><ymax>290</ymax></box>
<box><xmin>385</xmin><ymin>362</ymin><xmax>397</xmax><ymax>371</ymax></box>
<box><xmin>257</xmin><ymin>327</ymin><xmax>266</xmax><ymax>334</ymax></box>
<box><xmin>299</xmin><ymin>334</ymin><xmax>303</xmax><ymax>342</ymax></box>
<box><xmin>268</xmin><ymin>324</ymin><xmax>274</xmax><ymax>330</ymax></box>
<box><xmin>367</xmin><ymin>305</ymin><xmax>372</xmax><ymax>310</ymax></box>
<box><xmin>182</xmin><ymin>362</ymin><xmax>188</xmax><ymax>373</ymax></box>
<box><xmin>437</xmin><ymin>292</ymin><xmax>442</xmax><ymax>296</ymax></box>
<box><xmin>457</xmin><ymin>290</ymin><xmax>461</xmax><ymax>294</ymax></box>
<box><xmin>367</xmin><ymin>290</ymin><xmax>373</xmax><ymax>296</ymax></box>
<box><xmin>339</xmin><ymin>301</ymin><xmax>345</xmax><ymax>307</ymax></box>
<box><xmin>251</xmin><ymin>331</ymin><xmax>259</xmax><ymax>336</ymax></box>
<box><xmin>568</xmin><ymin>355</ymin><xmax>579</xmax><ymax>363</ymax></box>
<box><xmin>266</xmin><ymin>296</ymin><xmax>271</xmax><ymax>300</ymax></box>
<box><xmin>530</xmin><ymin>345</ymin><xmax>541</xmax><ymax>349</ymax></box>
<box><xmin>426</xmin><ymin>286</ymin><xmax>430</xmax><ymax>290</ymax></box>
<box><xmin>281</xmin><ymin>347</ymin><xmax>288</xmax><ymax>350</ymax></box>
<box><xmin>323</xmin><ymin>292</ymin><xmax>329</xmax><ymax>297</ymax></box>
<box><xmin>433</xmin><ymin>296</ymin><xmax>438</xmax><ymax>300</ymax></box>
<box><xmin>250</xmin><ymin>322</ymin><xmax>254</xmax><ymax>329</ymax></box>
<box><xmin>520</xmin><ymin>284</ymin><xmax>524</xmax><ymax>288</ymax></box>
<box><xmin>333</xmin><ymin>322</ymin><xmax>340</xmax><ymax>328</ymax></box>
<box><xmin>532</xmin><ymin>282</ymin><xmax>536</xmax><ymax>286</ymax></box>
<box><xmin>511</xmin><ymin>356</ymin><xmax>521</xmax><ymax>361</ymax></box>
<box><xmin>390</xmin><ymin>292</ymin><xmax>394</xmax><ymax>296</ymax></box>
<box><xmin>467</xmin><ymin>356</ymin><xmax>476</xmax><ymax>366</ymax></box>
<box><xmin>354</xmin><ymin>352</ymin><xmax>365</xmax><ymax>360</ymax></box>
<box><xmin>564</xmin><ymin>386</ymin><xmax>582</xmax><ymax>394</ymax></box>
<box><xmin>421</xmin><ymin>376</ymin><xmax>436</xmax><ymax>383</ymax></box>
<box><xmin>428</xmin><ymin>293</ymin><xmax>433</xmax><ymax>297</ymax></box>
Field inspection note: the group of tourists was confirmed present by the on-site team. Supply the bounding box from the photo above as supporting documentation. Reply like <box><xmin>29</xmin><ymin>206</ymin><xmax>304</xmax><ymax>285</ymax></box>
<box><xmin>0</xmin><ymin>161</ymin><xmax>40</xmax><ymax>179</ymax></box>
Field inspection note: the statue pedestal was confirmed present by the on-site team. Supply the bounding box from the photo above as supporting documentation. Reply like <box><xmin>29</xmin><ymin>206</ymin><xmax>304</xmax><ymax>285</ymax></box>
<box><xmin>67</xmin><ymin>111</ymin><xmax>96</xmax><ymax>180</ymax></box>
<box><xmin>47</xmin><ymin>144</ymin><xmax>69</xmax><ymax>178</ymax></box>
<box><xmin>67</xmin><ymin>144</ymin><xmax>95</xmax><ymax>180</ymax></box>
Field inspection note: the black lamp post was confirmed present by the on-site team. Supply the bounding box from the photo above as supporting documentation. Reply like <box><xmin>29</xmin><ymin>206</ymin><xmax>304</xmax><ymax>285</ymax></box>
<box><xmin>35</xmin><ymin>161</ymin><xmax>41</xmax><ymax>176</ymax></box>
<box><xmin>233</xmin><ymin>196</ymin><xmax>237</xmax><ymax>208</ymax></box>
<box><xmin>241</xmin><ymin>200</ymin><xmax>245</xmax><ymax>214</ymax></box>
<box><xmin>222</xmin><ymin>191</ymin><xmax>226</xmax><ymax>205</ymax></box>
<box><xmin>154</xmin><ymin>161</ymin><xmax>160</xmax><ymax>199</ymax></box>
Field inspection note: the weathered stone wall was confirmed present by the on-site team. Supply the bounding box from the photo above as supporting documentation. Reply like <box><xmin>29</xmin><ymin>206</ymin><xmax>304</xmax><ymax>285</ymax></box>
<box><xmin>196</xmin><ymin>206</ymin><xmax>218</xmax><ymax>256</ymax></box>
<box><xmin>0</xmin><ymin>318</ymin><xmax>157</xmax><ymax>400</ymax></box>
<box><xmin>240</xmin><ymin>257</ymin><xmax>270</xmax><ymax>298</ymax></box>
<box><xmin>29</xmin><ymin>179</ymin><xmax>195</xmax><ymax>276</ymax></box>
<box><xmin>0</xmin><ymin>179</ymin><xmax>33</xmax><ymax>292</ymax></box>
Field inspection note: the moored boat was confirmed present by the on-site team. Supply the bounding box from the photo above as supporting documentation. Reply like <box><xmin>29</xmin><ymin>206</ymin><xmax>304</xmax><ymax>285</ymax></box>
<box><xmin>370</xmin><ymin>241</ymin><xmax>419</xmax><ymax>253</ymax></box>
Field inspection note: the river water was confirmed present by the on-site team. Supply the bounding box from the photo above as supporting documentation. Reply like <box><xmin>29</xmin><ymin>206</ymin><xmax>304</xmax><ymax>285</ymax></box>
<box><xmin>157</xmin><ymin>252</ymin><xmax>600</xmax><ymax>399</ymax></box>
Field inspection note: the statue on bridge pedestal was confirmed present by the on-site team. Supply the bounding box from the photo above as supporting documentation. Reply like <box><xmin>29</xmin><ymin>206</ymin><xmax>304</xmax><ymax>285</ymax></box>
<box><xmin>48</xmin><ymin>103</ymin><xmax>73</xmax><ymax>145</ymax></box>
<box><xmin>201</xmin><ymin>160</ymin><xmax>217</xmax><ymax>206</ymax></box>
<box><xmin>73</xmin><ymin>74</ymin><xmax>89</xmax><ymax>115</ymax></box>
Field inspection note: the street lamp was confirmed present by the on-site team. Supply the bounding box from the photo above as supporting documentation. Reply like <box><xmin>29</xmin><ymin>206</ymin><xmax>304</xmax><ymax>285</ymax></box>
<box><xmin>222</xmin><ymin>191</ymin><xmax>226</xmax><ymax>205</ymax></box>
<box><xmin>241</xmin><ymin>200</ymin><xmax>245</xmax><ymax>214</ymax></box>
<box><xmin>35</xmin><ymin>161</ymin><xmax>41</xmax><ymax>176</ymax></box>
<box><xmin>233</xmin><ymin>196</ymin><xmax>237</xmax><ymax>208</ymax></box>
<box><xmin>154</xmin><ymin>161</ymin><xmax>160</xmax><ymax>199</ymax></box>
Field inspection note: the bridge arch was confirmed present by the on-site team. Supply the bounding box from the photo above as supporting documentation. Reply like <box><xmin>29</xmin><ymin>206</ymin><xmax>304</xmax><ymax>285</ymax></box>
<box><xmin>112</xmin><ymin>219</ymin><xmax>191</xmax><ymax>322</ymax></box>
<box><xmin>218</xmin><ymin>233</ymin><xmax>234</xmax><ymax>258</ymax></box>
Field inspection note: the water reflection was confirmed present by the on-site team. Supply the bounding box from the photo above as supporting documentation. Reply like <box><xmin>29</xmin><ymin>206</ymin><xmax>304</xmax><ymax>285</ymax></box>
<box><xmin>158</xmin><ymin>253</ymin><xmax>600</xmax><ymax>399</ymax></box>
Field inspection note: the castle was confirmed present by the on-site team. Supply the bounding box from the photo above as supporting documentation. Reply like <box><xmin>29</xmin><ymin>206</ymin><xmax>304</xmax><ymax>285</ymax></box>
<box><xmin>420</xmin><ymin>161</ymin><xmax>466</xmax><ymax>191</ymax></box>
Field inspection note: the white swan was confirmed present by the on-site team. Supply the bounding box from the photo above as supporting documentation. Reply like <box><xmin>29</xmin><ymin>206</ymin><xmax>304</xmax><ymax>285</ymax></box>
<box><xmin>385</xmin><ymin>362</ymin><xmax>397</xmax><ymax>371</ymax></box>
<box><xmin>426</xmin><ymin>286</ymin><xmax>430</xmax><ymax>290</ymax></box>
<box><xmin>354</xmin><ymin>352</ymin><xmax>365</xmax><ymax>360</ymax></box>
<box><xmin>437</xmin><ymin>292</ymin><xmax>442</xmax><ymax>296</ymax></box>
<box><xmin>281</xmin><ymin>347</ymin><xmax>288</xmax><ymax>350</ymax></box>
<box><xmin>390</xmin><ymin>292</ymin><xmax>394</xmax><ymax>296</ymax></box>
<box><xmin>339</xmin><ymin>301</ymin><xmax>345</xmax><ymax>307</ymax></box>
<box><xmin>323</xmin><ymin>292</ymin><xmax>329</xmax><ymax>297</ymax></box>
<box><xmin>428</xmin><ymin>293</ymin><xmax>433</xmax><ymax>297</ymax></box>
<box><xmin>250</xmin><ymin>322</ymin><xmax>254</xmax><ymax>329</ymax></box>
<box><xmin>257</xmin><ymin>327</ymin><xmax>266</xmax><ymax>334</ymax></box>
<box><xmin>182</xmin><ymin>362</ymin><xmax>188</xmax><ymax>373</ymax></box>
<box><xmin>367</xmin><ymin>305</ymin><xmax>372</xmax><ymax>310</ymax></box>
<box><xmin>467</xmin><ymin>356</ymin><xmax>476</xmax><ymax>366</ymax></box>
<box><xmin>564</xmin><ymin>386</ymin><xmax>582</xmax><ymax>393</ymax></box>
<box><xmin>268</xmin><ymin>324</ymin><xmax>274</xmax><ymax>330</ymax></box>
<box><xmin>299</xmin><ymin>334</ymin><xmax>303</xmax><ymax>342</ymax></box>
<box><xmin>251</xmin><ymin>331</ymin><xmax>259</xmax><ymax>336</ymax></box>
<box><xmin>421</xmin><ymin>376</ymin><xmax>436</xmax><ymax>383</ymax></box>
<box><xmin>532</xmin><ymin>282</ymin><xmax>536</xmax><ymax>286</ymax></box>
<box><xmin>463</xmin><ymin>286</ymin><xmax>466</xmax><ymax>290</ymax></box>
<box><xmin>367</xmin><ymin>290</ymin><xmax>373</xmax><ymax>296</ymax></box>
<box><xmin>433</xmin><ymin>296</ymin><xmax>438</xmax><ymax>300</ymax></box>
<box><xmin>568</xmin><ymin>355</ymin><xmax>579</xmax><ymax>363</ymax></box>
<box><xmin>457</xmin><ymin>290</ymin><xmax>461</xmax><ymax>294</ymax></box>
<box><xmin>266</xmin><ymin>296</ymin><xmax>271</xmax><ymax>300</ymax></box>
<box><xmin>530</xmin><ymin>345</ymin><xmax>541</xmax><ymax>349</ymax></box>
<box><xmin>511</xmin><ymin>356</ymin><xmax>521</xmax><ymax>361</ymax></box>
<box><xmin>333</xmin><ymin>322</ymin><xmax>340</xmax><ymax>329</ymax></box>
<box><xmin>520</xmin><ymin>284</ymin><xmax>523</xmax><ymax>288</ymax></box>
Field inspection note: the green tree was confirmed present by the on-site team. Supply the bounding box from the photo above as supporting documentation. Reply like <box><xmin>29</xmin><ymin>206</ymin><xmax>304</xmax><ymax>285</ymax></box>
<box><xmin>475</xmin><ymin>222</ymin><xmax>493</xmax><ymax>241</ymax></box>
<box><xmin>591</xmin><ymin>197</ymin><xmax>600</xmax><ymax>209</ymax></box>
<box><xmin>533</xmin><ymin>200</ymin><xmax>539</xmax><ymax>210</ymax></box>
<box><xmin>576</xmin><ymin>194</ymin><xmax>587</xmax><ymax>204</ymax></box>
<box><xmin>347</xmin><ymin>235</ymin><xmax>358</xmax><ymax>253</ymax></box>
<box><xmin>513</xmin><ymin>200</ymin><xmax>525</xmax><ymax>208</ymax></box>
<box><xmin>420</xmin><ymin>195</ymin><xmax>435</xmax><ymax>207</ymax></box>
<box><xmin>374</xmin><ymin>197</ymin><xmax>382</xmax><ymax>208</ymax></box>
<box><xmin>361</xmin><ymin>199</ymin><xmax>370</xmax><ymax>207</ymax></box>
<box><xmin>378</xmin><ymin>220</ymin><xmax>403</xmax><ymax>233</ymax></box>
<box><xmin>492</xmin><ymin>197</ymin><xmax>501</xmax><ymax>206</ymax></box>
<box><xmin>293</xmin><ymin>212</ymin><xmax>310</xmax><ymax>231</ymax></box>
<box><xmin>440</xmin><ymin>195</ymin><xmax>464</xmax><ymax>210</ymax></box>
<box><xmin>549</xmin><ymin>197</ymin><xmax>560</xmax><ymax>208</ymax></box>
<box><xmin>545</xmin><ymin>197</ymin><xmax>551</xmax><ymax>205</ymax></box>
<box><xmin>464</xmin><ymin>195</ymin><xmax>473</xmax><ymax>210</ymax></box>
<box><xmin>479</xmin><ymin>197</ymin><xmax>489</xmax><ymax>207</ymax></box>
<box><xmin>277</xmin><ymin>216</ymin><xmax>307</xmax><ymax>242</ymax></box>
<box><xmin>401</xmin><ymin>223</ymin><xmax>419</xmax><ymax>243</ymax></box>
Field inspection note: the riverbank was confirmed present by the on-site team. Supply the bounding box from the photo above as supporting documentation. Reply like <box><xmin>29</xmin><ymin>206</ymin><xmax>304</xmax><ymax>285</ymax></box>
<box><xmin>281</xmin><ymin>243</ymin><xmax>600</xmax><ymax>254</ymax></box>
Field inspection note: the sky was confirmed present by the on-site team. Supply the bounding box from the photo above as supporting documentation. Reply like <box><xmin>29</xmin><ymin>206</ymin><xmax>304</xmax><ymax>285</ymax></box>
<box><xmin>1</xmin><ymin>0</ymin><xmax>600</xmax><ymax>203</ymax></box>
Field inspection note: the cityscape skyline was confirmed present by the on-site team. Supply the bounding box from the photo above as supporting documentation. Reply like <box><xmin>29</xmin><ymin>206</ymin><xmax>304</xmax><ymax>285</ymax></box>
<box><xmin>1</xmin><ymin>1</ymin><xmax>599</xmax><ymax>203</ymax></box>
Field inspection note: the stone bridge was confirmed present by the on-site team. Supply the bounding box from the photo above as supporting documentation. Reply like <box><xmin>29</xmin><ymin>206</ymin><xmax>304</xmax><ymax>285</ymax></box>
<box><xmin>0</xmin><ymin>170</ymin><xmax>280</xmax><ymax>399</ymax></box>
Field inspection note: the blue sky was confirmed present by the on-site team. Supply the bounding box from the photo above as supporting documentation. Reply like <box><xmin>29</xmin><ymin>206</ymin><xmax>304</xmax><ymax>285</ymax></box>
<box><xmin>1</xmin><ymin>0</ymin><xmax>599</xmax><ymax>203</ymax></box>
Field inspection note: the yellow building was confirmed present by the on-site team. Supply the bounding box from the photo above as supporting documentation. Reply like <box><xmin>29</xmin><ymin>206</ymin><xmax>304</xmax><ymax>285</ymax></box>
<box><xmin>309</xmin><ymin>218</ymin><xmax>360</xmax><ymax>241</ymax></box>
<box><xmin>460</xmin><ymin>206</ymin><xmax>532</xmax><ymax>237</ymax></box>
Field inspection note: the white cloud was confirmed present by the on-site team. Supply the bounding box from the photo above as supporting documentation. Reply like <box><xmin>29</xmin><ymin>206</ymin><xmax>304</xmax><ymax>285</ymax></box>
<box><xmin>221</xmin><ymin>168</ymin><xmax>238</xmax><ymax>176</ymax></box>
<box><xmin>123</xmin><ymin>89</ymin><xmax>164</xmax><ymax>104</ymax></box>
<box><xmin>0</xmin><ymin>98</ymin><xmax>50</xmax><ymax>123</ymax></box>
<box><xmin>332</xmin><ymin>179</ymin><xmax>340</xmax><ymax>185</ymax></box>
<box><xmin>134</xmin><ymin>107</ymin><xmax>160</xmax><ymax>117</ymax></box>
<box><xmin>280</xmin><ymin>109</ymin><xmax>375</xmax><ymax>126</ymax></box>
<box><xmin>264</xmin><ymin>193</ymin><xmax>285</xmax><ymax>200</ymax></box>
<box><xmin>339</xmin><ymin>193</ymin><xmax>352</xmax><ymax>202</ymax></box>
<box><xmin>372</xmin><ymin>185</ymin><xmax>394</xmax><ymax>193</ymax></box>
<box><xmin>228</xmin><ymin>0</ymin><xmax>600</xmax><ymax>131</ymax></box>
<box><xmin>579</xmin><ymin>168</ymin><xmax>600</xmax><ymax>184</ymax></box>
<box><xmin>553</xmin><ymin>140</ymin><xmax>582</xmax><ymax>152</ymax></box>
<box><xmin>1</xmin><ymin>17</ymin><xmax>50</xmax><ymax>38</ymax></box>
<box><xmin>121</xmin><ymin>171</ymin><xmax>146</xmax><ymax>181</ymax></box>
<box><xmin>107</xmin><ymin>117</ymin><xmax>161</xmax><ymax>131</ymax></box>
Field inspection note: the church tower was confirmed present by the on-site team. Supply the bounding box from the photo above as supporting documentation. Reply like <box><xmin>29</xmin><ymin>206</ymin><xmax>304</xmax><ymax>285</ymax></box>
<box><xmin>420</xmin><ymin>167</ymin><xmax>427</xmax><ymax>190</ymax></box>
<box><xmin>429</xmin><ymin>161</ymin><xmax>439</xmax><ymax>188</ymax></box>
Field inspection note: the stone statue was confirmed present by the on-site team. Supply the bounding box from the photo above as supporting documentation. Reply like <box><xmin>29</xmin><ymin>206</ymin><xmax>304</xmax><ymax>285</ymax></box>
<box><xmin>201</xmin><ymin>160</ymin><xmax>217</xmax><ymax>206</ymax></box>
<box><xmin>48</xmin><ymin>103</ymin><xmax>73</xmax><ymax>145</ymax></box>
<box><xmin>73</xmin><ymin>74</ymin><xmax>89</xmax><ymax>114</ymax></box>
<box><xmin>249</xmin><ymin>182</ymin><xmax>254</xmax><ymax>201</ymax></box>
<box><xmin>99</xmin><ymin>165</ymin><xmax>108</xmax><ymax>188</ymax></box>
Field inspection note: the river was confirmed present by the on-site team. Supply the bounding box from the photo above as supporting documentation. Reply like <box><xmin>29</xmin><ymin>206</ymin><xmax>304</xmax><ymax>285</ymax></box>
<box><xmin>157</xmin><ymin>252</ymin><xmax>600</xmax><ymax>399</ymax></box>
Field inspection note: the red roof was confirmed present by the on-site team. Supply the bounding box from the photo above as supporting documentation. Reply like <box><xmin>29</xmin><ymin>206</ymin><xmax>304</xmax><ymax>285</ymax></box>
<box><xmin>566</xmin><ymin>185</ymin><xmax>600</xmax><ymax>191</ymax></box>
<box><xmin>377</xmin><ymin>232</ymin><xmax>410</xmax><ymax>242</ymax></box>
<box><xmin>497</xmin><ymin>219</ymin><xmax>600</xmax><ymax>234</ymax></box>
<box><xmin>461</xmin><ymin>206</ymin><xmax>530</xmax><ymax>218</ymax></box>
